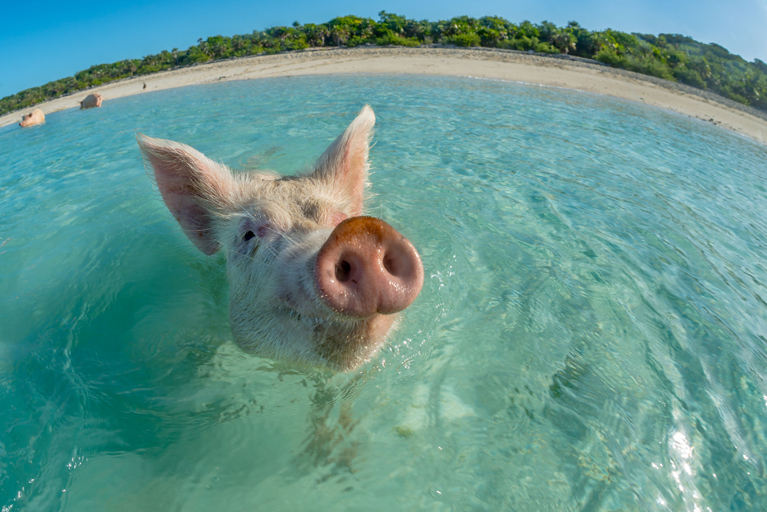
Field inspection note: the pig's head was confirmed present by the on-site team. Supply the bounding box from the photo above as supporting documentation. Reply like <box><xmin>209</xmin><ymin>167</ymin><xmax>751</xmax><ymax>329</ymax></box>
<box><xmin>20</xmin><ymin>109</ymin><xmax>44</xmax><ymax>128</ymax></box>
<box><xmin>138</xmin><ymin>106</ymin><xmax>424</xmax><ymax>371</ymax></box>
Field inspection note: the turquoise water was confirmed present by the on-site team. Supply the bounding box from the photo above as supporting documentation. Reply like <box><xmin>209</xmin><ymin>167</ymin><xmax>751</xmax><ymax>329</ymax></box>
<box><xmin>2</xmin><ymin>74</ymin><xmax>767</xmax><ymax>511</ymax></box>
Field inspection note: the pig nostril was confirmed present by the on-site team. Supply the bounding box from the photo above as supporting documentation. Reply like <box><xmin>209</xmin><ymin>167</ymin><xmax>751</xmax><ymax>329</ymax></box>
<box><xmin>383</xmin><ymin>253</ymin><xmax>397</xmax><ymax>276</ymax></box>
<box><xmin>335</xmin><ymin>260</ymin><xmax>351</xmax><ymax>282</ymax></box>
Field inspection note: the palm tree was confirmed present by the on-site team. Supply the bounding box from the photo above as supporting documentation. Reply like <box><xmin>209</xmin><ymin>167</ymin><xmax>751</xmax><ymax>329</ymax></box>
<box><xmin>551</xmin><ymin>31</ymin><xmax>576</xmax><ymax>54</ymax></box>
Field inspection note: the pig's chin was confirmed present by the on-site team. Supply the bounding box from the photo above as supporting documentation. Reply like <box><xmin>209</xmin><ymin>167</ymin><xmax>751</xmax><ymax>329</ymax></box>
<box><xmin>316</xmin><ymin>312</ymin><xmax>398</xmax><ymax>371</ymax></box>
<box><xmin>283</xmin><ymin>306</ymin><xmax>398</xmax><ymax>371</ymax></box>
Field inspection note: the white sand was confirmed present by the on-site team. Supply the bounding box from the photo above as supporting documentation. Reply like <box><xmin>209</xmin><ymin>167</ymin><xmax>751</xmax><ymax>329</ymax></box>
<box><xmin>3</xmin><ymin>47</ymin><xmax>766</xmax><ymax>145</ymax></box>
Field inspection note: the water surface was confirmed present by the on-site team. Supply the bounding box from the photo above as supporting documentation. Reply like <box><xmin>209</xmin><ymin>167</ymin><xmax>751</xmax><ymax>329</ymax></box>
<box><xmin>2</xmin><ymin>75</ymin><xmax>767</xmax><ymax>511</ymax></box>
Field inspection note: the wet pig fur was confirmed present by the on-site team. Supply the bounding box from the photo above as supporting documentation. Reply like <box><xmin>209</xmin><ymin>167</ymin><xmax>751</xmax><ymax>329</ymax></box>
<box><xmin>138</xmin><ymin>106</ymin><xmax>424</xmax><ymax>371</ymax></box>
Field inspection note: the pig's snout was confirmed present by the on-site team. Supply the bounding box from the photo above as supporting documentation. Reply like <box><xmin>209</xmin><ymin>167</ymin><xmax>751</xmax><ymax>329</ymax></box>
<box><xmin>314</xmin><ymin>217</ymin><xmax>424</xmax><ymax>317</ymax></box>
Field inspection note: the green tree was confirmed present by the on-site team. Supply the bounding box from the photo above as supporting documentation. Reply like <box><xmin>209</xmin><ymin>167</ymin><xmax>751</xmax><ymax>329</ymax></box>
<box><xmin>3</xmin><ymin>14</ymin><xmax>767</xmax><ymax>116</ymax></box>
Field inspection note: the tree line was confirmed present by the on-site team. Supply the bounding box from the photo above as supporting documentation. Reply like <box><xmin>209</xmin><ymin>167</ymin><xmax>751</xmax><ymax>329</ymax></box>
<box><xmin>3</xmin><ymin>12</ymin><xmax>767</xmax><ymax>115</ymax></box>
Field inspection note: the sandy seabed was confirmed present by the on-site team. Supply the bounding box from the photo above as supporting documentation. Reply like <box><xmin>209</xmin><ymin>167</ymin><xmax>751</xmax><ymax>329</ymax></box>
<box><xmin>3</xmin><ymin>47</ymin><xmax>766</xmax><ymax>145</ymax></box>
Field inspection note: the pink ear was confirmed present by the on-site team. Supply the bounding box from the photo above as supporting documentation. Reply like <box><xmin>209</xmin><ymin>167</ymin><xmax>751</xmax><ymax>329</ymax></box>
<box><xmin>313</xmin><ymin>105</ymin><xmax>375</xmax><ymax>216</ymax></box>
<box><xmin>137</xmin><ymin>134</ymin><xmax>236</xmax><ymax>255</ymax></box>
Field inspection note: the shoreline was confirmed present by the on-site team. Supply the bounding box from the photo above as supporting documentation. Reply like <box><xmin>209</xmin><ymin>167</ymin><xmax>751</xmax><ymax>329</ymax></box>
<box><xmin>2</xmin><ymin>47</ymin><xmax>766</xmax><ymax>145</ymax></box>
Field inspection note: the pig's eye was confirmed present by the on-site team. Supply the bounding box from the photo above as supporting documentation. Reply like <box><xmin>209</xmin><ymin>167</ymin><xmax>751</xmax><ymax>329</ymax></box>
<box><xmin>243</xmin><ymin>230</ymin><xmax>255</xmax><ymax>241</ymax></box>
<box><xmin>301</xmin><ymin>200</ymin><xmax>321</xmax><ymax>221</ymax></box>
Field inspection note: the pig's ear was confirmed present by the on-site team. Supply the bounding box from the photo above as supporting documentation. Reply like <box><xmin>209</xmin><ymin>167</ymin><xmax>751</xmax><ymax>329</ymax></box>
<box><xmin>138</xmin><ymin>134</ymin><xmax>236</xmax><ymax>255</ymax></box>
<box><xmin>313</xmin><ymin>105</ymin><xmax>375</xmax><ymax>216</ymax></box>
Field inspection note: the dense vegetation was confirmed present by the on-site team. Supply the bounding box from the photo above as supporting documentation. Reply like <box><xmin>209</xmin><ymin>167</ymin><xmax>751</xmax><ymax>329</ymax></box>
<box><xmin>3</xmin><ymin>12</ymin><xmax>767</xmax><ymax>116</ymax></box>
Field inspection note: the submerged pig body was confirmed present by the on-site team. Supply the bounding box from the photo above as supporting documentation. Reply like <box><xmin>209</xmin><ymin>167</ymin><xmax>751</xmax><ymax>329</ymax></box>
<box><xmin>138</xmin><ymin>106</ymin><xmax>423</xmax><ymax>371</ymax></box>
<box><xmin>19</xmin><ymin>108</ymin><xmax>45</xmax><ymax>127</ymax></box>
<box><xmin>80</xmin><ymin>93</ymin><xmax>103</xmax><ymax>109</ymax></box>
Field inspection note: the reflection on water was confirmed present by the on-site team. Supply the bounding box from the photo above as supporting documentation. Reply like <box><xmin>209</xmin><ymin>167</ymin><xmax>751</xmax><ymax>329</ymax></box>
<box><xmin>1</xmin><ymin>75</ymin><xmax>767</xmax><ymax>511</ymax></box>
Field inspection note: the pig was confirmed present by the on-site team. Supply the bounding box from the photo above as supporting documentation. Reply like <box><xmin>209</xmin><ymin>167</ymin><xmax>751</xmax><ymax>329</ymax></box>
<box><xmin>80</xmin><ymin>93</ymin><xmax>103</xmax><ymax>109</ymax></box>
<box><xmin>137</xmin><ymin>105</ymin><xmax>424</xmax><ymax>371</ymax></box>
<box><xmin>19</xmin><ymin>108</ymin><xmax>45</xmax><ymax>127</ymax></box>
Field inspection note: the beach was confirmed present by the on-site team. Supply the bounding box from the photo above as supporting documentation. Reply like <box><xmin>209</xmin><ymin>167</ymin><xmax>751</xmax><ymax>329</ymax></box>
<box><xmin>2</xmin><ymin>46</ymin><xmax>766</xmax><ymax>145</ymax></box>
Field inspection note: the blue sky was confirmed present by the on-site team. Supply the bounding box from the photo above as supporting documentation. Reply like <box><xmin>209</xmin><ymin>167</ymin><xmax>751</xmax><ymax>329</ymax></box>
<box><xmin>2</xmin><ymin>0</ymin><xmax>766</xmax><ymax>99</ymax></box>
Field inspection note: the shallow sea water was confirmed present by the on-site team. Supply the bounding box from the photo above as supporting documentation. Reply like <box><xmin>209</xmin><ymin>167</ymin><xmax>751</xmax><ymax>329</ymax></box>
<box><xmin>2</xmin><ymin>75</ymin><xmax>767</xmax><ymax>511</ymax></box>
